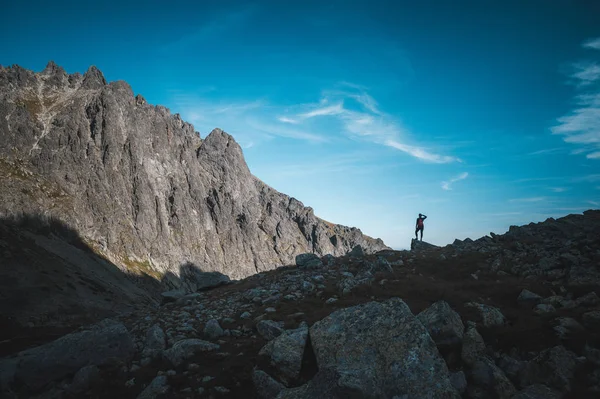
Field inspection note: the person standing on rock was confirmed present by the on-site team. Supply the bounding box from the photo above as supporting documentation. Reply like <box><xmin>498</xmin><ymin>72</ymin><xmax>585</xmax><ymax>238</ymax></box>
<box><xmin>415</xmin><ymin>213</ymin><xmax>427</xmax><ymax>241</ymax></box>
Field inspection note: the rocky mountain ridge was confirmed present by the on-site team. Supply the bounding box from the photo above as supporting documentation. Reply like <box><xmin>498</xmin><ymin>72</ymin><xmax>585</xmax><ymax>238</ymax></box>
<box><xmin>0</xmin><ymin>62</ymin><xmax>388</xmax><ymax>285</ymax></box>
<box><xmin>1</xmin><ymin>210</ymin><xmax>599</xmax><ymax>398</ymax></box>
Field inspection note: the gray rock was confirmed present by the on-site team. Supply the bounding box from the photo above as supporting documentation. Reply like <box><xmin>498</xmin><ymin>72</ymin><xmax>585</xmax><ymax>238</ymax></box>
<box><xmin>584</xmin><ymin>344</ymin><xmax>600</xmax><ymax>366</ymax></box>
<box><xmin>276</xmin><ymin>368</ymin><xmax>373</xmax><ymax>399</ymax></box>
<box><xmin>349</xmin><ymin>245</ymin><xmax>365</xmax><ymax>257</ymax></box>
<box><xmin>301</xmin><ymin>281</ymin><xmax>315</xmax><ymax>293</ymax></box>
<box><xmin>465</xmin><ymin>302</ymin><xmax>506</xmax><ymax>327</ymax></box>
<box><xmin>511</xmin><ymin>384</ymin><xmax>560</xmax><ymax>399</ymax></box>
<box><xmin>469</xmin><ymin>357</ymin><xmax>516</xmax><ymax>398</ymax></box>
<box><xmin>137</xmin><ymin>375</ymin><xmax>169</xmax><ymax>399</ymax></box>
<box><xmin>553</xmin><ymin>317</ymin><xmax>584</xmax><ymax>340</ymax></box>
<box><xmin>337</xmin><ymin>275</ymin><xmax>374</xmax><ymax>295</ymax></box>
<box><xmin>163</xmin><ymin>338</ymin><xmax>219</xmax><ymax>367</ymax></box>
<box><xmin>69</xmin><ymin>365</ymin><xmax>101</xmax><ymax>394</ymax></box>
<box><xmin>497</xmin><ymin>353</ymin><xmax>525</xmax><ymax>382</ymax></box>
<box><xmin>204</xmin><ymin>319</ymin><xmax>224</xmax><ymax>340</ymax></box>
<box><xmin>259</xmin><ymin>325</ymin><xmax>308</xmax><ymax>386</ymax></box>
<box><xmin>181</xmin><ymin>270</ymin><xmax>231</xmax><ymax>291</ymax></box>
<box><xmin>374</xmin><ymin>256</ymin><xmax>393</xmax><ymax>273</ymax></box>
<box><xmin>308</xmin><ymin>298</ymin><xmax>459</xmax><ymax>398</ymax></box>
<box><xmin>322</xmin><ymin>254</ymin><xmax>335</xmax><ymax>265</ymax></box>
<box><xmin>2</xmin><ymin>319</ymin><xmax>133</xmax><ymax>391</ymax></box>
<box><xmin>449</xmin><ymin>371</ymin><xmax>467</xmax><ymax>394</ymax></box>
<box><xmin>214</xmin><ymin>386</ymin><xmax>230</xmax><ymax>394</ymax></box>
<box><xmin>240</xmin><ymin>311</ymin><xmax>252</xmax><ymax>319</ymax></box>
<box><xmin>295</xmin><ymin>253</ymin><xmax>323</xmax><ymax>269</ymax></box>
<box><xmin>325</xmin><ymin>298</ymin><xmax>338</xmax><ymax>304</ymax></box>
<box><xmin>253</xmin><ymin>370</ymin><xmax>285</xmax><ymax>399</ymax></box>
<box><xmin>519</xmin><ymin>345</ymin><xmax>580</xmax><ymax>392</ymax></box>
<box><xmin>533</xmin><ymin>304</ymin><xmax>555</xmax><ymax>315</ymax></box>
<box><xmin>417</xmin><ymin>300</ymin><xmax>464</xmax><ymax>347</ymax></box>
<box><xmin>145</xmin><ymin>324</ymin><xmax>166</xmax><ymax>352</ymax></box>
<box><xmin>517</xmin><ymin>289</ymin><xmax>542</xmax><ymax>306</ymax></box>
<box><xmin>411</xmin><ymin>239</ymin><xmax>440</xmax><ymax>251</ymax></box>
<box><xmin>161</xmin><ymin>290</ymin><xmax>186</xmax><ymax>303</ymax></box>
<box><xmin>583</xmin><ymin>310</ymin><xmax>600</xmax><ymax>331</ymax></box>
<box><xmin>461</xmin><ymin>322</ymin><xmax>486</xmax><ymax>366</ymax></box>
<box><xmin>542</xmin><ymin>295</ymin><xmax>576</xmax><ymax>309</ymax></box>
<box><xmin>256</xmin><ymin>320</ymin><xmax>284</xmax><ymax>341</ymax></box>
<box><xmin>575</xmin><ymin>291</ymin><xmax>600</xmax><ymax>307</ymax></box>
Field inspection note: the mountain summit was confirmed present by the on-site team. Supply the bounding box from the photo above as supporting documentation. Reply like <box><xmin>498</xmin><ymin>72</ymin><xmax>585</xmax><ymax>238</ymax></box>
<box><xmin>0</xmin><ymin>62</ymin><xmax>388</xmax><ymax>283</ymax></box>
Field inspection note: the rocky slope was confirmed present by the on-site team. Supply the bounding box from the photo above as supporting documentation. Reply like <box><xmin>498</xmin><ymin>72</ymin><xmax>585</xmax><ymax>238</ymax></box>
<box><xmin>1</xmin><ymin>210</ymin><xmax>599</xmax><ymax>398</ymax></box>
<box><xmin>0</xmin><ymin>62</ymin><xmax>387</xmax><ymax>284</ymax></box>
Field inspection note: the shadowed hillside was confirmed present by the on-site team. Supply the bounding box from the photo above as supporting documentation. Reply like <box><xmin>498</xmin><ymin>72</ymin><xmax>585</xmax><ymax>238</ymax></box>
<box><xmin>1</xmin><ymin>211</ymin><xmax>599</xmax><ymax>398</ymax></box>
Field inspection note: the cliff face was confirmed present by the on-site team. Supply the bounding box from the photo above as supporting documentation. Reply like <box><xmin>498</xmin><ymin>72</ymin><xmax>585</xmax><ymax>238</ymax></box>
<box><xmin>0</xmin><ymin>62</ymin><xmax>388</xmax><ymax>281</ymax></box>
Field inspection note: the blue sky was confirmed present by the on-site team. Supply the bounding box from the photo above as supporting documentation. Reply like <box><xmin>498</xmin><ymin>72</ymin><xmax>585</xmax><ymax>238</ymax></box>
<box><xmin>2</xmin><ymin>0</ymin><xmax>600</xmax><ymax>249</ymax></box>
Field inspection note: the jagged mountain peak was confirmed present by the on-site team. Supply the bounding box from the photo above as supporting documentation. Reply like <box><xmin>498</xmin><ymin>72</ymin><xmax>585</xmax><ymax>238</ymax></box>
<box><xmin>82</xmin><ymin>65</ymin><xmax>107</xmax><ymax>89</ymax></box>
<box><xmin>0</xmin><ymin>62</ymin><xmax>388</xmax><ymax>286</ymax></box>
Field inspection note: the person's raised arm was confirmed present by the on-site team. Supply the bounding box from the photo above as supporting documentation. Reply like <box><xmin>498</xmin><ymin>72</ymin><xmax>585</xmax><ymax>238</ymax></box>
<box><xmin>422</xmin><ymin>214</ymin><xmax>427</xmax><ymax>220</ymax></box>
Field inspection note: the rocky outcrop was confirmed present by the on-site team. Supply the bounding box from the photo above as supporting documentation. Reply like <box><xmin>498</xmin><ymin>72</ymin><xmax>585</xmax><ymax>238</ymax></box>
<box><xmin>295</xmin><ymin>298</ymin><xmax>460</xmax><ymax>398</ymax></box>
<box><xmin>0</xmin><ymin>62</ymin><xmax>388</xmax><ymax>286</ymax></box>
<box><xmin>0</xmin><ymin>319</ymin><xmax>134</xmax><ymax>393</ymax></box>
<box><xmin>448</xmin><ymin>210</ymin><xmax>600</xmax><ymax>286</ymax></box>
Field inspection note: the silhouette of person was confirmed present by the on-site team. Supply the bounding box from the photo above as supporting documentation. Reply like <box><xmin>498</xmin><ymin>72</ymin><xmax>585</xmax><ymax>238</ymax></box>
<box><xmin>415</xmin><ymin>213</ymin><xmax>427</xmax><ymax>241</ymax></box>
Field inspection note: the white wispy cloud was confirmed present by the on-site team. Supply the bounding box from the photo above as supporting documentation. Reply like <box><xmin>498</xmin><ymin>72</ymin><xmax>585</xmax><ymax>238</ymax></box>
<box><xmin>574</xmin><ymin>174</ymin><xmax>600</xmax><ymax>182</ymax></box>
<box><xmin>589</xmin><ymin>200</ymin><xmax>600</xmax><ymax>206</ymax></box>
<box><xmin>386</xmin><ymin>140</ymin><xmax>459</xmax><ymax>163</ymax></box>
<box><xmin>286</xmin><ymin>86</ymin><xmax>459</xmax><ymax>163</ymax></box>
<box><xmin>583</xmin><ymin>37</ymin><xmax>600</xmax><ymax>50</ymax></box>
<box><xmin>299</xmin><ymin>103</ymin><xmax>345</xmax><ymax>118</ymax></box>
<box><xmin>587</xmin><ymin>151</ymin><xmax>600</xmax><ymax>159</ymax></box>
<box><xmin>513</xmin><ymin>176</ymin><xmax>564</xmax><ymax>183</ymax></box>
<box><xmin>172</xmin><ymin>82</ymin><xmax>458</xmax><ymax>163</ymax></box>
<box><xmin>509</xmin><ymin>197</ymin><xmax>547</xmax><ymax>203</ymax></box>
<box><xmin>277</xmin><ymin>116</ymin><xmax>299</xmax><ymax>124</ymax></box>
<box><xmin>441</xmin><ymin>172</ymin><xmax>469</xmax><ymax>190</ymax></box>
<box><xmin>549</xmin><ymin>187</ymin><xmax>569</xmax><ymax>193</ymax></box>
<box><xmin>174</xmin><ymin>97</ymin><xmax>326</xmax><ymax>145</ymax></box>
<box><xmin>552</xmin><ymin>39</ymin><xmax>600</xmax><ymax>159</ymax></box>
<box><xmin>572</xmin><ymin>63</ymin><xmax>600</xmax><ymax>86</ymax></box>
<box><xmin>527</xmin><ymin>148</ymin><xmax>561</xmax><ymax>156</ymax></box>
<box><xmin>244</xmin><ymin>118</ymin><xmax>328</xmax><ymax>143</ymax></box>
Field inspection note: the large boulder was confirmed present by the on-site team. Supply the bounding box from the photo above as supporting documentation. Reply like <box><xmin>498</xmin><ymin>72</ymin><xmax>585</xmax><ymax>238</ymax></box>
<box><xmin>137</xmin><ymin>375</ymin><xmax>169</xmax><ymax>399</ymax></box>
<box><xmin>469</xmin><ymin>357</ymin><xmax>516</xmax><ymax>399</ymax></box>
<box><xmin>258</xmin><ymin>325</ymin><xmax>308</xmax><ymax>386</ymax></box>
<box><xmin>256</xmin><ymin>320</ymin><xmax>285</xmax><ymax>341</ymax></box>
<box><xmin>276</xmin><ymin>368</ymin><xmax>368</xmax><ymax>399</ymax></box>
<box><xmin>163</xmin><ymin>338</ymin><xmax>220</xmax><ymax>367</ymax></box>
<box><xmin>253</xmin><ymin>370</ymin><xmax>285</xmax><ymax>399</ymax></box>
<box><xmin>145</xmin><ymin>324</ymin><xmax>166</xmax><ymax>352</ymax></box>
<box><xmin>517</xmin><ymin>289</ymin><xmax>542</xmax><ymax>307</ymax></box>
<box><xmin>519</xmin><ymin>346</ymin><xmax>580</xmax><ymax>392</ymax></box>
<box><xmin>465</xmin><ymin>302</ymin><xmax>506</xmax><ymax>327</ymax></box>
<box><xmin>304</xmin><ymin>298</ymin><xmax>459</xmax><ymax>398</ymax></box>
<box><xmin>417</xmin><ymin>300</ymin><xmax>464</xmax><ymax>347</ymax></box>
<box><xmin>461</xmin><ymin>322</ymin><xmax>487</xmax><ymax>366</ymax></box>
<box><xmin>410</xmin><ymin>239</ymin><xmax>439</xmax><ymax>251</ymax></box>
<box><xmin>0</xmin><ymin>319</ymin><xmax>133</xmax><ymax>392</ymax></box>
<box><xmin>295</xmin><ymin>253</ymin><xmax>323</xmax><ymax>269</ymax></box>
<box><xmin>204</xmin><ymin>319</ymin><xmax>224</xmax><ymax>340</ymax></box>
<box><xmin>583</xmin><ymin>310</ymin><xmax>600</xmax><ymax>332</ymax></box>
<box><xmin>512</xmin><ymin>384</ymin><xmax>560</xmax><ymax>399</ymax></box>
<box><xmin>181</xmin><ymin>270</ymin><xmax>231</xmax><ymax>291</ymax></box>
